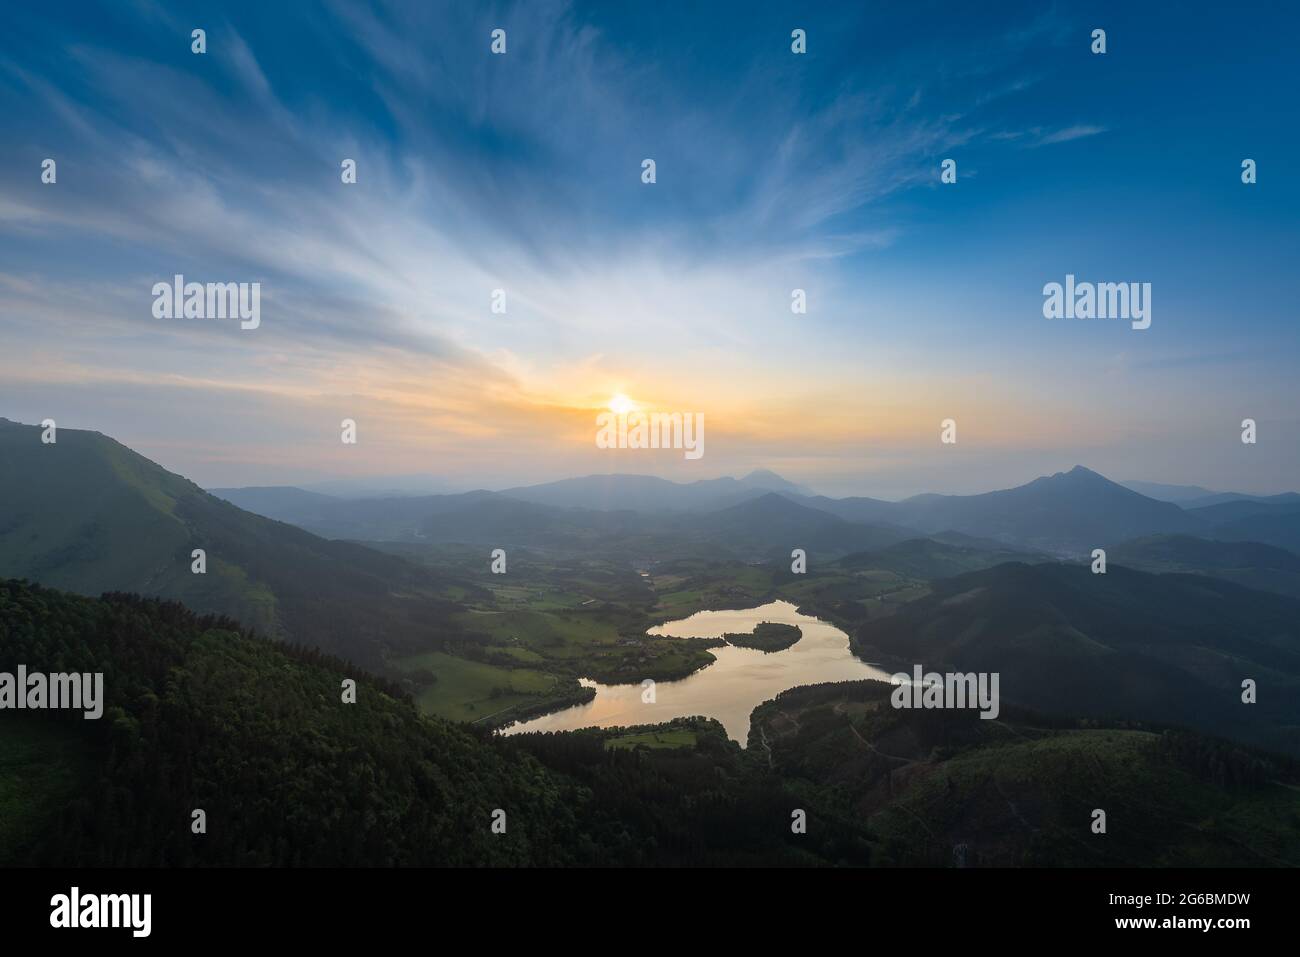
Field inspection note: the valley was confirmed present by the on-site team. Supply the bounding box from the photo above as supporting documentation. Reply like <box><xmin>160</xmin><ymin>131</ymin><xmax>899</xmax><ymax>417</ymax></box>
<box><xmin>3</xmin><ymin>418</ymin><xmax>1300</xmax><ymax>867</ymax></box>
<box><xmin>4</xmin><ymin>578</ymin><xmax>1296</xmax><ymax>868</ymax></box>
<box><xmin>3</xmin><ymin>0</ymin><xmax>1297</xmax><ymax>898</ymax></box>
<box><xmin>369</xmin><ymin>542</ymin><xmax>936</xmax><ymax>729</ymax></box>
<box><xmin>503</xmin><ymin>600</ymin><xmax>889</xmax><ymax>742</ymax></box>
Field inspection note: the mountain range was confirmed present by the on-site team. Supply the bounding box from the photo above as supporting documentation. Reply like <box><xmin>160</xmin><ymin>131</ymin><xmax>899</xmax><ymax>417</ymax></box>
<box><xmin>213</xmin><ymin>462</ymin><xmax>1300</xmax><ymax>558</ymax></box>
<box><xmin>5</xmin><ymin>416</ymin><xmax>1300</xmax><ymax>703</ymax></box>
<box><xmin>1122</xmin><ymin>479</ymin><xmax>1300</xmax><ymax>509</ymax></box>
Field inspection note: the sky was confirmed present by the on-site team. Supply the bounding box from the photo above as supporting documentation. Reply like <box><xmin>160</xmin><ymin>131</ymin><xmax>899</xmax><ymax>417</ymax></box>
<box><xmin>1</xmin><ymin>0</ymin><xmax>1297</xmax><ymax>498</ymax></box>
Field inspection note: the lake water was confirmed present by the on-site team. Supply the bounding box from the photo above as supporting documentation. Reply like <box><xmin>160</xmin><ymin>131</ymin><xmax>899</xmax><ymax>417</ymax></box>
<box><xmin>500</xmin><ymin>600</ymin><xmax>892</xmax><ymax>745</ymax></box>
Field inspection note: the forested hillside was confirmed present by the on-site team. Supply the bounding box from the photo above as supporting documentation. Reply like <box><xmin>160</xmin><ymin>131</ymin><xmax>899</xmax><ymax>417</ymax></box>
<box><xmin>0</xmin><ymin>419</ymin><xmax>466</xmax><ymax>669</ymax></box>
<box><xmin>0</xmin><ymin>580</ymin><xmax>864</xmax><ymax>866</ymax></box>
<box><xmin>854</xmin><ymin>562</ymin><xmax>1300</xmax><ymax>756</ymax></box>
<box><xmin>752</xmin><ymin>682</ymin><xmax>1300</xmax><ymax>867</ymax></box>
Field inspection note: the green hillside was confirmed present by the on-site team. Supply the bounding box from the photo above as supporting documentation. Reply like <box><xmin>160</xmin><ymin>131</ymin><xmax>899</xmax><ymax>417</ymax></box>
<box><xmin>854</xmin><ymin>562</ymin><xmax>1300</xmax><ymax>755</ymax></box>
<box><xmin>1109</xmin><ymin>533</ymin><xmax>1300</xmax><ymax>599</ymax></box>
<box><xmin>751</xmin><ymin>681</ymin><xmax>1300</xmax><ymax>867</ymax></box>
<box><xmin>0</xmin><ymin>579</ymin><xmax>867</xmax><ymax>866</ymax></box>
<box><xmin>0</xmin><ymin>419</ymin><xmax>464</xmax><ymax>669</ymax></box>
<box><xmin>4</xmin><ymin>580</ymin><xmax>1295</xmax><ymax>867</ymax></box>
<box><xmin>836</xmin><ymin>538</ymin><xmax>1042</xmax><ymax>581</ymax></box>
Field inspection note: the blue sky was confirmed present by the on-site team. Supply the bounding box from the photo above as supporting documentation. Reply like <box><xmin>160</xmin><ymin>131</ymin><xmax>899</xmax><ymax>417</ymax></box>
<box><xmin>1</xmin><ymin>0</ymin><xmax>1297</xmax><ymax>495</ymax></box>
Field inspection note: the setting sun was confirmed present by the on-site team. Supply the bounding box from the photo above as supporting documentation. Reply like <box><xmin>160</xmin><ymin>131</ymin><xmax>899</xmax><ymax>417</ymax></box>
<box><xmin>608</xmin><ymin>393</ymin><xmax>638</xmax><ymax>415</ymax></box>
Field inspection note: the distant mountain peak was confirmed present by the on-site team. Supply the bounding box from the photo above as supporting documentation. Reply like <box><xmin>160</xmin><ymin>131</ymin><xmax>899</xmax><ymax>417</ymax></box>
<box><xmin>738</xmin><ymin>469</ymin><xmax>814</xmax><ymax>496</ymax></box>
<box><xmin>1030</xmin><ymin>465</ymin><xmax>1122</xmax><ymax>490</ymax></box>
<box><xmin>734</xmin><ymin>490</ymin><xmax>809</xmax><ymax>509</ymax></box>
<box><xmin>1063</xmin><ymin>465</ymin><xmax>1104</xmax><ymax>480</ymax></box>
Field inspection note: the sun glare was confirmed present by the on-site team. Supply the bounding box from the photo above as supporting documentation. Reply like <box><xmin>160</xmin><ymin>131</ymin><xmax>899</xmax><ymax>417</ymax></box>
<box><xmin>608</xmin><ymin>393</ymin><xmax>638</xmax><ymax>415</ymax></box>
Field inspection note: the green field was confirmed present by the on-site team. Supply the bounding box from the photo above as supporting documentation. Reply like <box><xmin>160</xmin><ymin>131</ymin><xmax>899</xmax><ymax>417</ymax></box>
<box><xmin>392</xmin><ymin>651</ymin><xmax>563</xmax><ymax>723</ymax></box>
<box><xmin>604</xmin><ymin>729</ymin><xmax>698</xmax><ymax>751</ymax></box>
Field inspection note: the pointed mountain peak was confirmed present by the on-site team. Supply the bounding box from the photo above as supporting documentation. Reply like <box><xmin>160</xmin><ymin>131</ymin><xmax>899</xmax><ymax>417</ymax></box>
<box><xmin>1042</xmin><ymin>465</ymin><xmax>1112</xmax><ymax>486</ymax></box>
<box><xmin>738</xmin><ymin>469</ymin><xmax>813</xmax><ymax>496</ymax></box>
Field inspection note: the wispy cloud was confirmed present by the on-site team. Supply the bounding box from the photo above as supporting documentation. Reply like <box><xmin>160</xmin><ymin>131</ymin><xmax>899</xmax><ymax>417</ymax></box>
<box><xmin>1035</xmin><ymin>124</ymin><xmax>1108</xmax><ymax>146</ymax></box>
<box><xmin>990</xmin><ymin>124</ymin><xmax>1108</xmax><ymax>147</ymax></box>
<box><xmin>2</xmin><ymin>0</ymin><xmax>1295</xmax><ymax>491</ymax></box>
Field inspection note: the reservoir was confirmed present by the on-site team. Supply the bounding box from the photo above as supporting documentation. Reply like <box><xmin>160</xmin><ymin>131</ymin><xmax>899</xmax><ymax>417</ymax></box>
<box><xmin>501</xmin><ymin>600</ymin><xmax>891</xmax><ymax>744</ymax></box>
